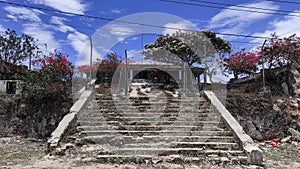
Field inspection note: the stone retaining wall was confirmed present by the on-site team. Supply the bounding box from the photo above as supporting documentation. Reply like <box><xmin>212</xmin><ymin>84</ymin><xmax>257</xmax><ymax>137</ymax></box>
<box><xmin>204</xmin><ymin>91</ymin><xmax>263</xmax><ymax>166</ymax></box>
<box><xmin>47</xmin><ymin>79</ymin><xmax>96</xmax><ymax>152</ymax></box>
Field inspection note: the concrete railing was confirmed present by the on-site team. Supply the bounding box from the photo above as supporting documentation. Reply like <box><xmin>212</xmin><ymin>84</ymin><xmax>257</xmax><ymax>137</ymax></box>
<box><xmin>204</xmin><ymin>91</ymin><xmax>263</xmax><ymax>166</ymax></box>
<box><xmin>47</xmin><ymin>79</ymin><xmax>96</xmax><ymax>153</ymax></box>
<box><xmin>73</xmin><ymin>79</ymin><xmax>97</xmax><ymax>100</ymax></box>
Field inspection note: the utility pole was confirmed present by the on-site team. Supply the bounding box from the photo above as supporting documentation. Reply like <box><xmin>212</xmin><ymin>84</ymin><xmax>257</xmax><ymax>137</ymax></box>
<box><xmin>125</xmin><ymin>50</ymin><xmax>128</xmax><ymax>96</ymax></box>
<box><xmin>261</xmin><ymin>39</ymin><xmax>267</xmax><ymax>92</ymax></box>
<box><xmin>89</xmin><ymin>36</ymin><xmax>93</xmax><ymax>85</ymax></box>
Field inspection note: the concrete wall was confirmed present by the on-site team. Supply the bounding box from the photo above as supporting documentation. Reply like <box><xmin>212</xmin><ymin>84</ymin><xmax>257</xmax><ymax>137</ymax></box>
<box><xmin>0</xmin><ymin>80</ymin><xmax>22</xmax><ymax>95</ymax></box>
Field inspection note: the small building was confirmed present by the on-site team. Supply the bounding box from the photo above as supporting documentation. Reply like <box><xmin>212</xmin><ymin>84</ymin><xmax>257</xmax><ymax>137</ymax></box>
<box><xmin>129</xmin><ymin>62</ymin><xmax>182</xmax><ymax>83</ymax></box>
<box><xmin>0</xmin><ymin>60</ymin><xmax>26</xmax><ymax>95</ymax></box>
<box><xmin>0</xmin><ymin>80</ymin><xmax>22</xmax><ymax>95</ymax></box>
<box><xmin>127</xmin><ymin>62</ymin><xmax>204</xmax><ymax>84</ymax></box>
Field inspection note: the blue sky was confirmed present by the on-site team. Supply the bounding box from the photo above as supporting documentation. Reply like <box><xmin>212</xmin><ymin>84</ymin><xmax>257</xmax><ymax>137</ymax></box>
<box><xmin>0</xmin><ymin>0</ymin><xmax>300</xmax><ymax>70</ymax></box>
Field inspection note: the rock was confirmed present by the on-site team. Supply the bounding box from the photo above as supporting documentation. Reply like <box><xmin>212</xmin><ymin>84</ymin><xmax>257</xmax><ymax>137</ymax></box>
<box><xmin>290</xmin><ymin>103</ymin><xmax>298</xmax><ymax>109</ymax></box>
<box><xmin>243</xmin><ymin>165</ymin><xmax>264</xmax><ymax>169</ymax></box>
<box><xmin>54</xmin><ymin>148</ymin><xmax>65</xmax><ymax>156</ymax></box>
<box><xmin>0</xmin><ymin>137</ymin><xmax>11</xmax><ymax>144</ymax></box>
<box><xmin>273</xmin><ymin>104</ymin><xmax>280</xmax><ymax>112</ymax></box>
<box><xmin>288</xmin><ymin>128</ymin><xmax>300</xmax><ymax>139</ymax></box>
<box><xmin>81</xmin><ymin>157</ymin><xmax>96</xmax><ymax>163</ymax></box>
<box><xmin>281</xmin><ymin>136</ymin><xmax>292</xmax><ymax>143</ymax></box>
<box><xmin>45</xmin><ymin>154</ymin><xmax>56</xmax><ymax>160</ymax></box>
<box><xmin>152</xmin><ymin>159</ymin><xmax>162</xmax><ymax>164</ymax></box>
<box><xmin>64</xmin><ymin>143</ymin><xmax>74</xmax><ymax>149</ymax></box>
<box><xmin>281</xmin><ymin>82</ymin><xmax>290</xmax><ymax>96</ymax></box>
<box><xmin>277</xmin><ymin>99</ymin><xmax>285</xmax><ymax>104</ymax></box>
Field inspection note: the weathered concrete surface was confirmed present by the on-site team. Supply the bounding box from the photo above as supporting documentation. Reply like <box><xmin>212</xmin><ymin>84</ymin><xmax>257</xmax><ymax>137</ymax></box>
<box><xmin>288</xmin><ymin>128</ymin><xmax>300</xmax><ymax>139</ymax></box>
<box><xmin>204</xmin><ymin>91</ymin><xmax>263</xmax><ymax>166</ymax></box>
<box><xmin>47</xmin><ymin>80</ymin><xmax>95</xmax><ymax>153</ymax></box>
<box><xmin>47</xmin><ymin>112</ymin><xmax>77</xmax><ymax>152</ymax></box>
<box><xmin>70</xmin><ymin>90</ymin><xmax>92</xmax><ymax>112</ymax></box>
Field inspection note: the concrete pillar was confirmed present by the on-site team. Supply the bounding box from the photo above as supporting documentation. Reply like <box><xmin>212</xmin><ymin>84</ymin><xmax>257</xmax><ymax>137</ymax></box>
<box><xmin>130</xmin><ymin>70</ymin><xmax>133</xmax><ymax>80</ymax></box>
<box><xmin>179</xmin><ymin>70</ymin><xmax>182</xmax><ymax>80</ymax></box>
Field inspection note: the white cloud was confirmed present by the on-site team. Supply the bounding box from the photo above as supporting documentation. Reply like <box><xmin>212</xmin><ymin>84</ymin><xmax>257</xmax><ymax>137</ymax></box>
<box><xmin>67</xmin><ymin>31</ymin><xmax>89</xmax><ymax>54</ymax></box>
<box><xmin>0</xmin><ymin>25</ymin><xmax>6</xmax><ymax>33</ymax></box>
<box><xmin>252</xmin><ymin>11</ymin><xmax>300</xmax><ymax>43</ymax></box>
<box><xmin>126</xmin><ymin>50</ymin><xmax>145</xmax><ymax>62</ymax></box>
<box><xmin>67</xmin><ymin>31</ymin><xmax>102</xmax><ymax>66</ymax></box>
<box><xmin>107</xmin><ymin>24</ymin><xmax>136</xmax><ymax>44</ymax></box>
<box><xmin>28</xmin><ymin>0</ymin><xmax>87</xmax><ymax>14</ymax></box>
<box><xmin>209</xmin><ymin>1</ymin><xmax>279</xmax><ymax>36</ymax></box>
<box><xmin>4</xmin><ymin>6</ymin><xmax>42</xmax><ymax>22</ymax></box>
<box><xmin>23</xmin><ymin>23</ymin><xmax>60</xmax><ymax>50</ymax></box>
<box><xmin>163</xmin><ymin>20</ymin><xmax>198</xmax><ymax>35</ymax></box>
<box><xmin>109</xmin><ymin>25</ymin><xmax>134</xmax><ymax>36</ymax></box>
<box><xmin>50</xmin><ymin>16</ymin><xmax>75</xmax><ymax>33</ymax></box>
<box><xmin>111</xmin><ymin>9</ymin><xmax>121</xmax><ymax>14</ymax></box>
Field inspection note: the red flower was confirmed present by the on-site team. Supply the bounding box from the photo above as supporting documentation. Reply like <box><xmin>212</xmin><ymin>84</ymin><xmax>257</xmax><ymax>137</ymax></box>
<box><xmin>271</xmin><ymin>142</ymin><xmax>277</xmax><ymax>148</ymax></box>
<box><xmin>41</xmin><ymin>59</ymin><xmax>46</xmax><ymax>66</ymax></box>
<box><xmin>272</xmin><ymin>138</ymin><xmax>280</xmax><ymax>143</ymax></box>
<box><xmin>61</xmin><ymin>57</ymin><xmax>67</xmax><ymax>64</ymax></box>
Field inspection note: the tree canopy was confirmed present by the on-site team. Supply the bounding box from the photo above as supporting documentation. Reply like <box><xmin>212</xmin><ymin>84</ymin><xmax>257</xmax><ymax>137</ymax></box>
<box><xmin>0</xmin><ymin>29</ymin><xmax>38</xmax><ymax>65</ymax></box>
<box><xmin>260</xmin><ymin>33</ymin><xmax>300</xmax><ymax>69</ymax></box>
<box><xmin>224</xmin><ymin>49</ymin><xmax>260</xmax><ymax>79</ymax></box>
<box><xmin>96</xmin><ymin>52</ymin><xmax>123</xmax><ymax>82</ymax></box>
<box><xmin>22</xmin><ymin>50</ymin><xmax>74</xmax><ymax>97</ymax></box>
<box><xmin>143</xmin><ymin>30</ymin><xmax>231</xmax><ymax>66</ymax></box>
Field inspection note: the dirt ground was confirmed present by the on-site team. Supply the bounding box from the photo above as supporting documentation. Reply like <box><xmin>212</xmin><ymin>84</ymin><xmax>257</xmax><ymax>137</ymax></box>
<box><xmin>0</xmin><ymin>136</ymin><xmax>299</xmax><ymax>169</ymax></box>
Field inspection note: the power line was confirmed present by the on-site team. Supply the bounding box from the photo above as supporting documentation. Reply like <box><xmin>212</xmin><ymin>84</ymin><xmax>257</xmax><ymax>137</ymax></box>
<box><xmin>264</xmin><ymin>0</ymin><xmax>300</xmax><ymax>5</ymax></box>
<box><xmin>190</xmin><ymin>0</ymin><xmax>299</xmax><ymax>15</ymax></box>
<box><xmin>161</xmin><ymin>0</ymin><xmax>300</xmax><ymax>18</ymax></box>
<box><xmin>0</xmin><ymin>16</ymin><xmax>96</xmax><ymax>30</ymax></box>
<box><xmin>229</xmin><ymin>41</ymin><xmax>262</xmax><ymax>45</ymax></box>
<box><xmin>0</xmin><ymin>0</ymin><xmax>269</xmax><ymax>40</ymax></box>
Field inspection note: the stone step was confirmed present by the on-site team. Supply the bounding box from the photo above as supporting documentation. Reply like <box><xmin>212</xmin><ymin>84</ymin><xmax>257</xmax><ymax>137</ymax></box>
<box><xmin>78</xmin><ymin>114</ymin><xmax>217</xmax><ymax>120</ymax></box>
<box><xmin>71</xmin><ymin>93</ymin><xmax>249</xmax><ymax>165</ymax></box>
<box><xmin>80</xmin><ymin>130</ymin><xmax>232</xmax><ymax>136</ymax></box>
<box><xmin>81</xmin><ymin>114</ymin><xmax>214</xmax><ymax>119</ymax></box>
<box><xmin>119</xmin><ymin>142</ymin><xmax>240</xmax><ymax>150</ymax></box>
<box><xmin>83</xmin><ymin>135</ymin><xmax>236</xmax><ymax>144</ymax></box>
<box><xmin>77</xmin><ymin>120</ymin><xmax>223</xmax><ymax>126</ymax></box>
<box><xmin>80</xmin><ymin>111</ymin><xmax>216</xmax><ymax>116</ymax></box>
<box><xmin>91</xmin><ymin>101</ymin><xmax>207</xmax><ymax>105</ymax></box>
<box><xmin>96</xmin><ymin>154</ymin><xmax>248</xmax><ymax>164</ymax></box>
<box><xmin>170</xmin><ymin>142</ymin><xmax>240</xmax><ymax>149</ymax></box>
<box><xmin>92</xmin><ymin>107</ymin><xmax>209</xmax><ymax>112</ymax></box>
<box><xmin>83</xmin><ymin>108</ymin><xmax>212</xmax><ymax>115</ymax></box>
<box><xmin>93</xmin><ymin>95</ymin><xmax>207</xmax><ymax>100</ymax></box>
<box><xmin>77</xmin><ymin>125</ymin><xmax>226</xmax><ymax>132</ymax></box>
<box><xmin>96</xmin><ymin>148</ymin><xmax>245</xmax><ymax>157</ymax></box>
<box><xmin>77</xmin><ymin>116</ymin><xmax>220</xmax><ymax>122</ymax></box>
<box><xmin>78</xmin><ymin>114</ymin><xmax>218</xmax><ymax>120</ymax></box>
<box><xmin>94</xmin><ymin>101</ymin><xmax>208</xmax><ymax>106</ymax></box>
<box><xmin>85</xmin><ymin>107</ymin><xmax>207</xmax><ymax>112</ymax></box>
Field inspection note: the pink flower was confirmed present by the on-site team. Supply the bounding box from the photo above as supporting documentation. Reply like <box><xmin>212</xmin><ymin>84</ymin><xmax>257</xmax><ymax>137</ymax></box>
<box><xmin>61</xmin><ymin>57</ymin><xmax>67</xmax><ymax>64</ymax></box>
<box><xmin>48</xmin><ymin>57</ymin><xmax>54</xmax><ymax>62</ymax></box>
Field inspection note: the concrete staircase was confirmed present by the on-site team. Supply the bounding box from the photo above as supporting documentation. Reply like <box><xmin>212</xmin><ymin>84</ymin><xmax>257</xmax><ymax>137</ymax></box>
<box><xmin>76</xmin><ymin>90</ymin><xmax>248</xmax><ymax>165</ymax></box>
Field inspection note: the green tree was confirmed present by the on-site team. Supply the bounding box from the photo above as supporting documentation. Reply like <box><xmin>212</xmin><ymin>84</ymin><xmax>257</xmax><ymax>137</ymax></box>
<box><xmin>96</xmin><ymin>52</ymin><xmax>123</xmax><ymax>83</ymax></box>
<box><xmin>260</xmin><ymin>33</ymin><xmax>300</xmax><ymax>70</ymax></box>
<box><xmin>0</xmin><ymin>28</ymin><xmax>38</xmax><ymax>65</ymax></box>
<box><xmin>22</xmin><ymin>50</ymin><xmax>74</xmax><ymax>97</ymax></box>
<box><xmin>223</xmin><ymin>49</ymin><xmax>260</xmax><ymax>79</ymax></box>
<box><xmin>143</xmin><ymin>30</ymin><xmax>231</xmax><ymax>82</ymax></box>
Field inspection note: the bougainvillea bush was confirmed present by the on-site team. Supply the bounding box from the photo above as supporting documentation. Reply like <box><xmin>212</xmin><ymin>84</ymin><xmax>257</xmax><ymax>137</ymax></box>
<box><xmin>96</xmin><ymin>52</ymin><xmax>123</xmax><ymax>83</ymax></box>
<box><xmin>260</xmin><ymin>33</ymin><xmax>300</xmax><ymax>69</ymax></box>
<box><xmin>77</xmin><ymin>52</ymin><xmax>123</xmax><ymax>83</ymax></box>
<box><xmin>22</xmin><ymin>50</ymin><xmax>74</xmax><ymax>97</ymax></box>
<box><xmin>223</xmin><ymin>49</ymin><xmax>260</xmax><ymax>79</ymax></box>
